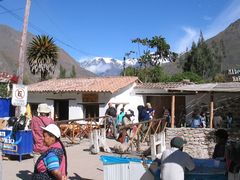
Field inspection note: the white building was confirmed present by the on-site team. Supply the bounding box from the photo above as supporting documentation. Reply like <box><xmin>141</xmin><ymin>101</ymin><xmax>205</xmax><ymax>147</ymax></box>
<box><xmin>28</xmin><ymin>76</ymin><xmax>144</xmax><ymax>122</ymax></box>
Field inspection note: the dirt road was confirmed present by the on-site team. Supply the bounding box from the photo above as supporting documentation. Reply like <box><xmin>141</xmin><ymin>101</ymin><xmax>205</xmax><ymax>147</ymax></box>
<box><xmin>2</xmin><ymin>138</ymin><xmax>104</xmax><ymax>180</ymax></box>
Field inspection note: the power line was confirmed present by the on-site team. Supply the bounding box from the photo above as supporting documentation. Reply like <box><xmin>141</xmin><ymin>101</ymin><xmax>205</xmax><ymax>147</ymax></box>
<box><xmin>0</xmin><ymin>7</ymin><xmax>24</xmax><ymax>15</ymax></box>
<box><xmin>0</xmin><ymin>4</ymin><xmax>98</xmax><ymax>57</ymax></box>
<box><xmin>34</xmin><ymin>0</ymin><xmax>98</xmax><ymax>57</ymax></box>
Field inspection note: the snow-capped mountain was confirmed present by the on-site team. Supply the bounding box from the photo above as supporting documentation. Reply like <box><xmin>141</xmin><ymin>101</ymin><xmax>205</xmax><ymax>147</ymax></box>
<box><xmin>80</xmin><ymin>57</ymin><xmax>138</xmax><ymax>76</ymax></box>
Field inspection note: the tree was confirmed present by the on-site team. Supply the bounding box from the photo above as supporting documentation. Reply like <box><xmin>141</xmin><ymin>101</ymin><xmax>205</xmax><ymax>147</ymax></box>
<box><xmin>70</xmin><ymin>65</ymin><xmax>76</xmax><ymax>78</ymax></box>
<box><xmin>0</xmin><ymin>83</ymin><xmax>8</xmax><ymax>98</ymax></box>
<box><xmin>124</xmin><ymin>66</ymin><xmax>168</xmax><ymax>83</ymax></box>
<box><xmin>59</xmin><ymin>65</ymin><xmax>66</xmax><ymax>78</ymax></box>
<box><xmin>181</xmin><ymin>32</ymin><xmax>221</xmax><ymax>80</ymax></box>
<box><xmin>124</xmin><ymin>35</ymin><xmax>177</xmax><ymax>82</ymax></box>
<box><xmin>27</xmin><ymin>35</ymin><xmax>58</xmax><ymax>81</ymax></box>
<box><xmin>170</xmin><ymin>72</ymin><xmax>203</xmax><ymax>83</ymax></box>
<box><xmin>132</xmin><ymin>36</ymin><xmax>177</xmax><ymax>66</ymax></box>
<box><xmin>214</xmin><ymin>73</ymin><xmax>226</xmax><ymax>82</ymax></box>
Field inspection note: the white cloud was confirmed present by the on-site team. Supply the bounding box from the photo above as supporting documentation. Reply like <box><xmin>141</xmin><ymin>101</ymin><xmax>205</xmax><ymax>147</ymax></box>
<box><xmin>77</xmin><ymin>56</ymin><xmax>94</xmax><ymax>63</ymax></box>
<box><xmin>85</xmin><ymin>63</ymin><xmax>112</xmax><ymax>74</ymax></box>
<box><xmin>203</xmin><ymin>16</ymin><xmax>212</xmax><ymax>21</ymax></box>
<box><xmin>175</xmin><ymin>27</ymin><xmax>198</xmax><ymax>53</ymax></box>
<box><xmin>174</xmin><ymin>0</ymin><xmax>240</xmax><ymax>54</ymax></box>
<box><xmin>205</xmin><ymin>0</ymin><xmax>240</xmax><ymax>38</ymax></box>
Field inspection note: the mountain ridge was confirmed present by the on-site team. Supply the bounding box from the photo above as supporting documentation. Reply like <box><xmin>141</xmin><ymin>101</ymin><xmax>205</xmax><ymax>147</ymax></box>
<box><xmin>80</xmin><ymin>57</ymin><xmax>138</xmax><ymax>76</ymax></box>
<box><xmin>0</xmin><ymin>24</ymin><xmax>96</xmax><ymax>84</ymax></box>
<box><xmin>1</xmin><ymin>18</ymin><xmax>240</xmax><ymax>79</ymax></box>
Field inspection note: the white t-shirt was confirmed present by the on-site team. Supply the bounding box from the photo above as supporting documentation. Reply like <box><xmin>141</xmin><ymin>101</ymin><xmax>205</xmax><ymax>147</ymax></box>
<box><xmin>160</xmin><ymin>147</ymin><xmax>195</xmax><ymax>180</ymax></box>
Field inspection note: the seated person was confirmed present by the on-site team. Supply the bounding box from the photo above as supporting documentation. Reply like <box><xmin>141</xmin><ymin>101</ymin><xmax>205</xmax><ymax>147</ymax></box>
<box><xmin>213</xmin><ymin>129</ymin><xmax>228</xmax><ymax>160</ymax></box>
<box><xmin>213</xmin><ymin>112</ymin><xmax>223</xmax><ymax>129</ymax></box>
<box><xmin>161</xmin><ymin>137</ymin><xmax>195</xmax><ymax>180</ymax></box>
<box><xmin>191</xmin><ymin>113</ymin><xmax>202</xmax><ymax>128</ymax></box>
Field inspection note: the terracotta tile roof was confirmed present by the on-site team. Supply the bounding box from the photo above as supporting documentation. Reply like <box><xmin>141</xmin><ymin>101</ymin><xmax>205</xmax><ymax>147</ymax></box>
<box><xmin>28</xmin><ymin>76</ymin><xmax>139</xmax><ymax>93</ymax></box>
<box><xmin>135</xmin><ymin>81</ymin><xmax>193</xmax><ymax>89</ymax></box>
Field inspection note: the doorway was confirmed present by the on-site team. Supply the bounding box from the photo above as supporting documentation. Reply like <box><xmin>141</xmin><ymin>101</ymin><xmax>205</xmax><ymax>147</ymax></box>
<box><xmin>54</xmin><ymin>100</ymin><xmax>69</xmax><ymax>121</ymax></box>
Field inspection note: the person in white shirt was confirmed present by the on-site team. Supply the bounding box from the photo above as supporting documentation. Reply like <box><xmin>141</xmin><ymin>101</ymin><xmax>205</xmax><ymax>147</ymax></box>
<box><xmin>160</xmin><ymin>137</ymin><xmax>195</xmax><ymax>180</ymax></box>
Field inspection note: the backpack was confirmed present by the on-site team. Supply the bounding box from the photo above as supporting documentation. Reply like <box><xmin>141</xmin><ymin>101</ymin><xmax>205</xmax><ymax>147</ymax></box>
<box><xmin>32</xmin><ymin>148</ymin><xmax>64</xmax><ymax>180</ymax></box>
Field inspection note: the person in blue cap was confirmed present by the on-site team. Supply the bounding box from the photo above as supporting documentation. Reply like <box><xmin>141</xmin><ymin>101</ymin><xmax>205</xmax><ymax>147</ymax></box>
<box><xmin>160</xmin><ymin>137</ymin><xmax>195</xmax><ymax>180</ymax></box>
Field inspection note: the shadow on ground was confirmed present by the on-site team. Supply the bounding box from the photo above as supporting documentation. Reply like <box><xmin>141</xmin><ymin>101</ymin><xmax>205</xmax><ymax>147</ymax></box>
<box><xmin>16</xmin><ymin>170</ymin><xmax>32</xmax><ymax>180</ymax></box>
<box><xmin>16</xmin><ymin>171</ymin><xmax>93</xmax><ymax>180</ymax></box>
<box><xmin>69</xmin><ymin>173</ymin><xmax>94</xmax><ymax>180</ymax></box>
<box><xmin>3</xmin><ymin>154</ymin><xmax>33</xmax><ymax>161</ymax></box>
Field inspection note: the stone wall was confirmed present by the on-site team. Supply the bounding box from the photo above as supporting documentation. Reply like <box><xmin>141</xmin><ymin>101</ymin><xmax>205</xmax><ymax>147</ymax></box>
<box><xmin>165</xmin><ymin>128</ymin><xmax>240</xmax><ymax>158</ymax></box>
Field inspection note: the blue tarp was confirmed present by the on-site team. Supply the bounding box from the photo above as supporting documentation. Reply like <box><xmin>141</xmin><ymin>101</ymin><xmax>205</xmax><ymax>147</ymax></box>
<box><xmin>0</xmin><ymin>98</ymin><xmax>11</xmax><ymax>117</ymax></box>
<box><xmin>100</xmin><ymin>155</ymin><xmax>152</xmax><ymax>165</ymax></box>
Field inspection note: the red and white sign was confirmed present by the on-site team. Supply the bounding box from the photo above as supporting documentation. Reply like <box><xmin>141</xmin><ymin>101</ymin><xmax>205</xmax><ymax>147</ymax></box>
<box><xmin>11</xmin><ymin>84</ymin><xmax>28</xmax><ymax>106</ymax></box>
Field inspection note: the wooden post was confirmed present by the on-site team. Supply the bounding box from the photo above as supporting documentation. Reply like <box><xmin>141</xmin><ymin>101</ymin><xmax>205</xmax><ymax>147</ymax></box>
<box><xmin>171</xmin><ymin>95</ymin><xmax>175</xmax><ymax>128</ymax></box>
<box><xmin>210</xmin><ymin>93</ymin><xmax>214</xmax><ymax>128</ymax></box>
<box><xmin>150</xmin><ymin>132</ymin><xmax>166</xmax><ymax>160</ymax></box>
<box><xmin>93</xmin><ymin>129</ymin><xmax>100</xmax><ymax>153</ymax></box>
<box><xmin>142</xmin><ymin>122</ymin><xmax>152</xmax><ymax>143</ymax></box>
<box><xmin>150</xmin><ymin>134</ymin><xmax>156</xmax><ymax>160</ymax></box>
<box><xmin>18</xmin><ymin>0</ymin><xmax>32</xmax><ymax>84</ymax></box>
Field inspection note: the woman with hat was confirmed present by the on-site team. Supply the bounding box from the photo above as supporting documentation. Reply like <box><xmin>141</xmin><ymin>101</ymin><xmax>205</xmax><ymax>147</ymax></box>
<box><xmin>32</xmin><ymin>124</ymin><xmax>67</xmax><ymax>180</ymax></box>
<box><xmin>31</xmin><ymin>103</ymin><xmax>54</xmax><ymax>163</ymax></box>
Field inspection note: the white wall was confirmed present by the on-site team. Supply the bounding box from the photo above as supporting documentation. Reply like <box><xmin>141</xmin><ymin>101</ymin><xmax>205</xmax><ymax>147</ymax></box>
<box><xmin>28</xmin><ymin>83</ymin><xmax>144</xmax><ymax>122</ymax></box>
<box><xmin>100</xmin><ymin>83</ymin><xmax>144</xmax><ymax>123</ymax></box>
<box><xmin>28</xmin><ymin>92</ymin><xmax>82</xmax><ymax>120</ymax></box>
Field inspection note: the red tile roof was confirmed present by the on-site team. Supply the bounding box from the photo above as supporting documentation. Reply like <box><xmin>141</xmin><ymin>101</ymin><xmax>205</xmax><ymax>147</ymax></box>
<box><xmin>0</xmin><ymin>72</ymin><xmax>18</xmax><ymax>83</ymax></box>
<box><xmin>28</xmin><ymin>76</ymin><xmax>139</xmax><ymax>94</ymax></box>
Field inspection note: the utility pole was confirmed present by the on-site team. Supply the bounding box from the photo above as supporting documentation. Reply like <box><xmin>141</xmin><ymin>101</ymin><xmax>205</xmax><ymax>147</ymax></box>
<box><xmin>18</xmin><ymin>0</ymin><xmax>32</xmax><ymax>84</ymax></box>
<box><xmin>123</xmin><ymin>57</ymin><xmax>126</xmax><ymax>76</ymax></box>
<box><xmin>15</xmin><ymin>0</ymin><xmax>31</xmax><ymax>117</ymax></box>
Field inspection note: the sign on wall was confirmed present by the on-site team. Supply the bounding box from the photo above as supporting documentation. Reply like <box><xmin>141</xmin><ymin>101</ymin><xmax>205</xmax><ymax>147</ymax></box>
<box><xmin>11</xmin><ymin>84</ymin><xmax>28</xmax><ymax>106</ymax></box>
<box><xmin>82</xmin><ymin>93</ymin><xmax>98</xmax><ymax>102</ymax></box>
<box><xmin>228</xmin><ymin>69</ymin><xmax>240</xmax><ymax>82</ymax></box>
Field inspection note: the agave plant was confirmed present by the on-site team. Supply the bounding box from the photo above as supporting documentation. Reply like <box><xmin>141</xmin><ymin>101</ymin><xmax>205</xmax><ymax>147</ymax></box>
<box><xmin>27</xmin><ymin>35</ymin><xmax>58</xmax><ymax>81</ymax></box>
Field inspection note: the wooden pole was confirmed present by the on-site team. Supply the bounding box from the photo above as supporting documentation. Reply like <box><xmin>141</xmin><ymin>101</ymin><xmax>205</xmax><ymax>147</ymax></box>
<box><xmin>171</xmin><ymin>95</ymin><xmax>175</xmax><ymax>128</ymax></box>
<box><xmin>210</xmin><ymin>93</ymin><xmax>214</xmax><ymax>128</ymax></box>
<box><xmin>18</xmin><ymin>0</ymin><xmax>31</xmax><ymax>84</ymax></box>
<box><xmin>16</xmin><ymin>0</ymin><xmax>31</xmax><ymax>117</ymax></box>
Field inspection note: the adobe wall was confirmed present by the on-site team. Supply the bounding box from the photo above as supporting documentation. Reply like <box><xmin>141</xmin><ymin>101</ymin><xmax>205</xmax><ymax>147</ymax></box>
<box><xmin>165</xmin><ymin>128</ymin><xmax>240</xmax><ymax>158</ymax></box>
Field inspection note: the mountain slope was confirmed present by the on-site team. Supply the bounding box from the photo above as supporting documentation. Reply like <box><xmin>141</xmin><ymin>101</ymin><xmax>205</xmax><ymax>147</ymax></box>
<box><xmin>206</xmin><ymin>19</ymin><xmax>240</xmax><ymax>70</ymax></box>
<box><xmin>162</xmin><ymin>19</ymin><xmax>240</xmax><ymax>75</ymax></box>
<box><xmin>0</xmin><ymin>24</ymin><xmax>96</xmax><ymax>84</ymax></box>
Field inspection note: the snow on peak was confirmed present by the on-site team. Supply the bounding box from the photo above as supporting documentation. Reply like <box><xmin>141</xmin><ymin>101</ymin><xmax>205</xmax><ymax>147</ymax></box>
<box><xmin>80</xmin><ymin>57</ymin><xmax>138</xmax><ymax>76</ymax></box>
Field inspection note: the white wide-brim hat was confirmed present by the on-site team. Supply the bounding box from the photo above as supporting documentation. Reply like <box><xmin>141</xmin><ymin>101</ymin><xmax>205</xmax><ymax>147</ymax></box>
<box><xmin>37</xmin><ymin>103</ymin><xmax>51</xmax><ymax>113</ymax></box>
<box><xmin>125</xmin><ymin>110</ymin><xmax>132</xmax><ymax>116</ymax></box>
<box><xmin>41</xmin><ymin>124</ymin><xmax>61</xmax><ymax>138</ymax></box>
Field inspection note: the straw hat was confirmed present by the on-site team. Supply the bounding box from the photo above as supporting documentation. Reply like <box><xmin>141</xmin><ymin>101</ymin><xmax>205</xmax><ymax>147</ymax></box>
<box><xmin>41</xmin><ymin>124</ymin><xmax>61</xmax><ymax>138</ymax></box>
<box><xmin>125</xmin><ymin>110</ymin><xmax>132</xmax><ymax>116</ymax></box>
<box><xmin>146</xmin><ymin>103</ymin><xmax>152</xmax><ymax>108</ymax></box>
<box><xmin>37</xmin><ymin>103</ymin><xmax>51</xmax><ymax>113</ymax></box>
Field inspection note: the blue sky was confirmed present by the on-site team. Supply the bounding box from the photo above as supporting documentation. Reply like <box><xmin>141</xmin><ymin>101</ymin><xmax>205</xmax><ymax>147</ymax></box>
<box><xmin>0</xmin><ymin>0</ymin><xmax>240</xmax><ymax>62</ymax></box>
